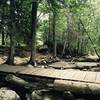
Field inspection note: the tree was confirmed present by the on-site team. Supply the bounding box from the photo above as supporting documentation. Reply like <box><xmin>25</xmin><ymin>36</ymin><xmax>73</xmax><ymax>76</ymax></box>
<box><xmin>1</xmin><ymin>1</ymin><xmax>5</xmax><ymax>45</ymax></box>
<box><xmin>52</xmin><ymin>10</ymin><xmax>57</xmax><ymax>58</ymax></box>
<box><xmin>29</xmin><ymin>1</ymin><xmax>38</xmax><ymax>65</ymax></box>
<box><xmin>6</xmin><ymin>0</ymin><xmax>16</xmax><ymax>65</ymax></box>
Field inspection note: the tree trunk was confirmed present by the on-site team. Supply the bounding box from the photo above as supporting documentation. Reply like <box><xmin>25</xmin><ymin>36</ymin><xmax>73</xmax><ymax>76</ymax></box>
<box><xmin>29</xmin><ymin>1</ymin><xmax>38</xmax><ymax>66</ymax></box>
<box><xmin>7</xmin><ymin>33</ymin><xmax>15</xmax><ymax>65</ymax></box>
<box><xmin>5</xmin><ymin>74</ymin><xmax>35</xmax><ymax>91</ymax></box>
<box><xmin>62</xmin><ymin>39</ymin><xmax>67</xmax><ymax>57</ymax></box>
<box><xmin>52</xmin><ymin>11</ymin><xmax>57</xmax><ymax>58</ymax></box>
<box><xmin>6</xmin><ymin>0</ymin><xmax>16</xmax><ymax>65</ymax></box>
<box><xmin>76</xmin><ymin>37</ymin><xmax>79</xmax><ymax>55</ymax></box>
<box><xmin>54</xmin><ymin>80</ymin><xmax>100</xmax><ymax>94</ymax></box>
<box><xmin>47</xmin><ymin>12</ymin><xmax>52</xmax><ymax>52</ymax></box>
<box><xmin>2</xmin><ymin>32</ymin><xmax>5</xmax><ymax>45</ymax></box>
<box><xmin>1</xmin><ymin>1</ymin><xmax>5</xmax><ymax>45</ymax></box>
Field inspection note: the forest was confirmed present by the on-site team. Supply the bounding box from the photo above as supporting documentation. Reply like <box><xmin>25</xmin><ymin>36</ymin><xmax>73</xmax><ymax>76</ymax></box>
<box><xmin>0</xmin><ymin>0</ymin><xmax>100</xmax><ymax>100</ymax></box>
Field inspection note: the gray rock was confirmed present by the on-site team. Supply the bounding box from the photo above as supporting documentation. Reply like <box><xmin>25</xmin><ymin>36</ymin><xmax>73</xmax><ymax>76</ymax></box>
<box><xmin>0</xmin><ymin>87</ymin><xmax>20</xmax><ymax>100</ymax></box>
<box><xmin>27</xmin><ymin>64</ymin><xmax>34</xmax><ymax>68</ymax></box>
<box><xmin>31</xmin><ymin>90</ymin><xmax>42</xmax><ymax>100</ymax></box>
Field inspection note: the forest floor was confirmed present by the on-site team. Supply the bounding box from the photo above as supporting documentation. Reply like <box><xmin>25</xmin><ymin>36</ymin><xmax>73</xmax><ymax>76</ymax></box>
<box><xmin>0</xmin><ymin>52</ymin><xmax>99</xmax><ymax>65</ymax></box>
<box><xmin>0</xmin><ymin>46</ymin><xmax>99</xmax><ymax>65</ymax></box>
<box><xmin>0</xmin><ymin>50</ymin><xmax>99</xmax><ymax>72</ymax></box>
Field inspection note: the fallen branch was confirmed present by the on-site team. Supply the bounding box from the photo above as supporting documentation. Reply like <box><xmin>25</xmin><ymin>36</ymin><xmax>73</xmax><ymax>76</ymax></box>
<box><xmin>5</xmin><ymin>74</ymin><xmax>36</xmax><ymax>91</ymax></box>
<box><xmin>5</xmin><ymin>74</ymin><xmax>53</xmax><ymax>91</ymax></box>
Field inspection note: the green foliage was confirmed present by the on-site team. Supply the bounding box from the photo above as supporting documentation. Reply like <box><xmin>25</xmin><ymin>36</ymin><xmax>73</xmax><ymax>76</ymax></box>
<box><xmin>0</xmin><ymin>0</ymin><xmax>100</xmax><ymax>56</ymax></box>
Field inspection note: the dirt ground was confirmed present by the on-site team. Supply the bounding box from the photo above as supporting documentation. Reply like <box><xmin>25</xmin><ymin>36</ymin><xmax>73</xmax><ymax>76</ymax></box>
<box><xmin>0</xmin><ymin>52</ymin><xmax>99</xmax><ymax>65</ymax></box>
<box><xmin>0</xmin><ymin>53</ymin><xmax>58</xmax><ymax>65</ymax></box>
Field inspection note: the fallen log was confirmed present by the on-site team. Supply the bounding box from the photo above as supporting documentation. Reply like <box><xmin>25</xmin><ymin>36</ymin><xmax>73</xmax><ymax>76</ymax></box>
<box><xmin>5</xmin><ymin>74</ymin><xmax>37</xmax><ymax>91</ymax></box>
<box><xmin>54</xmin><ymin>80</ymin><xmax>100</xmax><ymax>94</ymax></box>
<box><xmin>5</xmin><ymin>74</ymin><xmax>53</xmax><ymax>91</ymax></box>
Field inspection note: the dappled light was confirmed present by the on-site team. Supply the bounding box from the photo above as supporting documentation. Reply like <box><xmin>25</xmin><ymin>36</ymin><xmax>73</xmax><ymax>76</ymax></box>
<box><xmin>0</xmin><ymin>0</ymin><xmax>100</xmax><ymax>100</ymax></box>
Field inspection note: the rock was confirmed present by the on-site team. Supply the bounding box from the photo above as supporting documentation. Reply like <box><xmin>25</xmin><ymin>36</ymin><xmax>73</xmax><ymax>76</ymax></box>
<box><xmin>0</xmin><ymin>87</ymin><xmax>20</xmax><ymax>100</ymax></box>
<box><xmin>27</xmin><ymin>64</ymin><xmax>34</xmax><ymax>68</ymax></box>
<box><xmin>2</xmin><ymin>56</ymin><xmax>7</xmax><ymax>61</ymax></box>
<box><xmin>31</xmin><ymin>90</ymin><xmax>42</xmax><ymax>100</ymax></box>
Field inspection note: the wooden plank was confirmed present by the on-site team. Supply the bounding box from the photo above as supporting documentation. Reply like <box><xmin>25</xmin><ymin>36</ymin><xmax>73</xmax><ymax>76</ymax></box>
<box><xmin>59</xmin><ymin>70</ymin><xmax>72</xmax><ymax>79</ymax></box>
<box><xmin>49</xmin><ymin>70</ymin><xmax>65</xmax><ymax>78</ymax></box>
<box><xmin>44</xmin><ymin>69</ymin><xmax>56</xmax><ymax>76</ymax></box>
<box><xmin>43</xmin><ymin>69</ymin><xmax>59</xmax><ymax>78</ymax></box>
<box><xmin>33</xmin><ymin>69</ymin><xmax>64</xmax><ymax>79</ymax></box>
<box><xmin>95</xmin><ymin>73</ymin><xmax>100</xmax><ymax>83</ymax></box>
<box><xmin>34</xmin><ymin>68</ymin><xmax>50</xmax><ymax>76</ymax></box>
<box><xmin>20</xmin><ymin>68</ymin><xmax>33</xmax><ymax>73</ymax></box>
<box><xmin>30</xmin><ymin>68</ymin><xmax>44</xmax><ymax>75</ymax></box>
<box><xmin>0</xmin><ymin>65</ymin><xmax>26</xmax><ymax>73</ymax></box>
<box><xmin>14</xmin><ymin>66</ymin><xmax>27</xmax><ymax>72</ymax></box>
<box><xmin>84</xmin><ymin>72</ymin><xmax>97</xmax><ymax>82</ymax></box>
<box><xmin>62</xmin><ymin>70</ymin><xmax>77</xmax><ymax>79</ymax></box>
<box><xmin>1</xmin><ymin>65</ymin><xmax>100</xmax><ymax>86</ymax></box>
<box><xmin>74</xmin><ymin>71</ymin><xmax>87</xmax><ymax>82</ymax></box>
<box><xmin>31</xmin><ymin>68</ymin><xmax>45</xmax><ymax>75</ymax></box>
<box><xmin>72</xmin><ymin>71</ymin><xmax>84</xmax><ymax>80</ymax></box>
<box><xmin>20</xmin><ymin>68</ymin><xmax>40</xmax><ymax>75</ymax></box>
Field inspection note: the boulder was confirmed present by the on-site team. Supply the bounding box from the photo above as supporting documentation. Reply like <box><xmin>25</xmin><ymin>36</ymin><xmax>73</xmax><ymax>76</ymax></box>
<box><xmin>31</xmin><ymin>90</ymin><xmax>42</xmax><ymax>100</ymax></box>
<box><xmin>0</xmin><ymin>87</ymin><xmax>20</xmax><ymax>100</ymax></box>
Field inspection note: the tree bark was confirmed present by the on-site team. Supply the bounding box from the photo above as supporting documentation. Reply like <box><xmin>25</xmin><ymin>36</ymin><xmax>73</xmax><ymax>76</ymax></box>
<box><xmin>6</xmin><ymin>33</ymin><xmax>15</xmax><ymax>65</ymax></box>
<box><xmin>47</xmin><ymin>12</ymin><xmax>52</xmax><ymax>51</ymax></box>
<box><xmin>5</xmin><ymin>74</ymin><xmax>35</xmax><ymax>91</ymax></box>
<box><xmin>29</xmin><ymin>1</ymin><xmax>38</xmax><ymax>66</ymax></box>
<box><xmin>1</xmin><ymin>1</ymin><xmax>5</xmax><ymax>45</ymax></box>
<box><xmin>5</xmin><ymin>74</ymin><xmax>54</xmax><ymax>89</ymax></box>
<box><xmin>6</xmin><ymin>0</ymin><xmax>16</xmax><ymax>65</ymax></box>
<box><xmin>2</xmin><ymin>32</ymin><xmax>5</xmax><ymax>45</ymax></box>
<box><xmin>52</xmin><ymin>11</ymin><xmax>57</xmax><ymax>58</ymax></box>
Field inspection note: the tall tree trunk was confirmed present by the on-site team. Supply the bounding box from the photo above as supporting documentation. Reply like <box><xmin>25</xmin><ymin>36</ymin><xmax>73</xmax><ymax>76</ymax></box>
<box><xmin>6</xmin><ymin>0</ymin><xmax>16</xmax><ymax>65</ymax></box>
<box><xmin>47</xmin><ymin>12</ymin><xmax>52</xmax><ymax>51</ymax></box>
<box><xmin>2</xmin><ymin>32</ymin><xmax>5</xmax><ymax>45</ymax></box>
<box><xmin>66</xmin><ymin>13</ymin><xmax>70</xmax><ymax>55</ymax></box>
<box><xmin>7</xmin><ymin>32</ymin><xmax>15</xmax><ymax>65</ymax></box>
<box><xmin>29</xmin><ymin>1</ymin><xmax>38</xmax><ymax>66</ymax></box>
<box><xmin>52</xmin><ymin>11</ymin><xmax>57</xmax><ymax>58</ymax></box>
<box><xmin>77</xmin><ymin>38</ymin><xmax>80</xmax><ymax>55</ymax></box>
<box><xmin>1</xmin><ymin>1</ymin><xmax>5</xmax><ymax>45</ymax></box>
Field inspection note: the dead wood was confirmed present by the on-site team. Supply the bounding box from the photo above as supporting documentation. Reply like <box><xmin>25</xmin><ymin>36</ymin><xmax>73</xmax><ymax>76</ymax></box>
<box><xmin>54</xmin><ymin>80</ymin><xmax>100</xmax><ymax>94</ymax></box>
<box><xmin>5</xmin><ymin>74</ymin><xmax>37</xmax><ymax>91</ymax></box>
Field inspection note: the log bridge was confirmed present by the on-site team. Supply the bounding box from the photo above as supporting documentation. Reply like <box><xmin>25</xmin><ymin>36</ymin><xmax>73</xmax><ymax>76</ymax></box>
<box><xmin>0</xmin><ymin>64</ymin><xmax>100</xmax><ymax>94</ymax></box>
